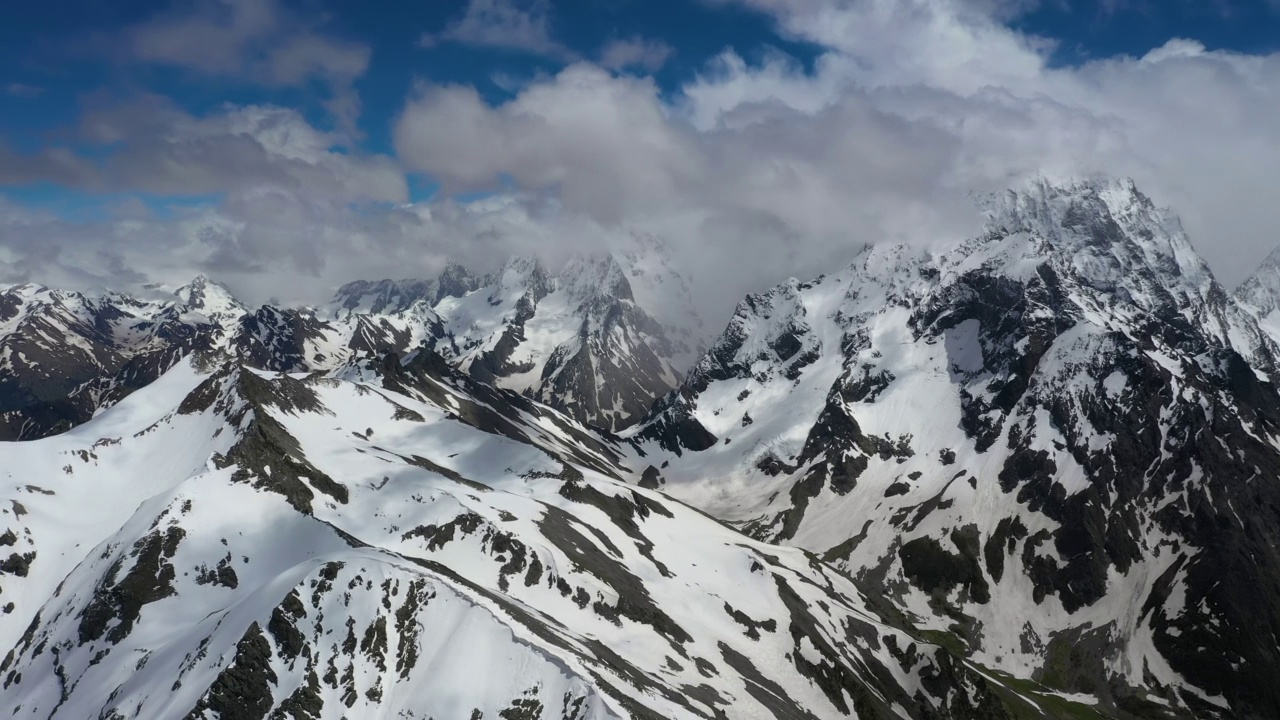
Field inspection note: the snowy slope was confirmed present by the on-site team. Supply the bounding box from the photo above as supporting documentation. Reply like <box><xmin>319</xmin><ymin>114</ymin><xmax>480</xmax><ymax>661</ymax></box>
<box><xmin>631</xmin><ymin>178</ymin><xmax>1280</xmax><ymax>719</ymax></box>
<box><xmin>0</xmin><ymin>351</ymin><xmax>1033</xmax><ymax>719</ymax></box>
<box><xmin>0</xmin><ymin>276</ymin><xmax>444</xmax><ymax>441</ymax></box>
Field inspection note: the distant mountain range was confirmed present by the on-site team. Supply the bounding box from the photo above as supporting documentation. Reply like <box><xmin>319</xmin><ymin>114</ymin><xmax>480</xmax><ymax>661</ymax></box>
<box><xmin>4</xmin><ymin>179</ymin><xmax>1280</xmax><ymax>719</ymax></box>
<box><xmin>0</xmin><ymin>235</ymin><xmax>703</xmax><ymax>439</ymax></box>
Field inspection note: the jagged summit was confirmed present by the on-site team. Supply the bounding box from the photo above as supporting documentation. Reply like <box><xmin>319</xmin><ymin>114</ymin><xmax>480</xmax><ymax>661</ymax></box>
<box><xmin>435</xmin><ymin>258</ymin><xmax>484</xmax><ymax>302</ymax></box>
<box><xmin>972</xmin><ymin>177</ymin><xmax>1207</xmax><ymax>286</ymax></box>
<box><xmin>3</xmin><ymin>244</ymin><xmax>703</xmax><ymax>437</ymax></box>
<box><xmin>1235</xmin><ymin>245</ymin><xmax>1280</xmax><ymax>319</ymax></box>
<box><xmin>330</xmin><ymin>277</ymin><xmax>438</xmax><ymax>318</ymax></box>
<box><xmin>173</xmin><ymin>274</ymin><xmax>248</xmax><ymax>323</ymax></box>
<box><xmin>630</xmin><ymin>177</ymin><xmax>1280</xmax><ymax>718</ymax></box>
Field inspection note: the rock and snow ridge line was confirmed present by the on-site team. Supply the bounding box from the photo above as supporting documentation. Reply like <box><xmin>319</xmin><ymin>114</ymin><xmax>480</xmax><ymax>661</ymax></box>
<box><xmin>0</xmin><ymin>242</ymin><xmax>704</xmax><ymax>440</ymax></box>
<box><xmin>0</xmin><ymin>349</ymin><xmax>1045</xmax><ymax>719</ymax></box>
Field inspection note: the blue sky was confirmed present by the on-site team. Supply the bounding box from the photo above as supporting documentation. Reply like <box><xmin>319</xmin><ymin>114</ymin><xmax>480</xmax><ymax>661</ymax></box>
<box><xmin>5</xmin><ymin>0</ymin><xmax>1278</xmax><ymax>155</ymax></box>
<box><xmin>2</xmin><ymin>1</ymin><xmax>822</xmax><ymax>162</ymax></box>
<box><xmin>4</xmin><ymin>0</ymin><xmax>1280</xmax><ymax>306</ymax></box>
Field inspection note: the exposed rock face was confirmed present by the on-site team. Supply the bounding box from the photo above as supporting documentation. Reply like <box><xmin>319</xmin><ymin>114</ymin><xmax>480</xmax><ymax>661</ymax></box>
<box><xmin>635</xmin><ymin>178</ymin><xmax>1280</xmax><ymax>719</ymax></box>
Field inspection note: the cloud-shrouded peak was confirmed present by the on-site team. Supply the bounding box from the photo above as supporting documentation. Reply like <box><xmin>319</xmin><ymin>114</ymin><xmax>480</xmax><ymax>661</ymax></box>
<box><xmin>4</xmin><ymin>0</ymin><xmax>1280</xmax><ymax>334</ymax></box>
<box><xmin>329</xmin><ymin>278</ymin><xmax>439</xmax><ymax>319</ymax></box>
<box><xmin>174</xmin><ymin>272</ymin><xmax>248</xmax><ymax>324</ymax></box>
<box><xmin>962</xmin><ymin>176</ymin><xmax>1216</xmax><ymax>289</ymax></box>
<box><xmin>978</xmin><ymin>176</ymin><xmax>1152</xmax><ymax>233</ymax></box>
<box><xmin>1235</xmin><ymin>246</ymin><xmax>1280</xmax><ymax>315</ymax></box>
<box><xmin>557</xmin><ymin>253</ymin><xmax>632</xmax><ymax>303</ymax></box>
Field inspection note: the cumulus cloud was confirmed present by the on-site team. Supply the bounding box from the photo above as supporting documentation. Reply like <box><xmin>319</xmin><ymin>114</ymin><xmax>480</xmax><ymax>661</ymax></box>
<box><xmin>1</xmin><ymin>95</ymin><xmax>405</xmax><ymax>202</ymax></box>
<box><xmin>393</xmin><ymin>0</ymin><xmax>1280</xmax><ymax>306</ymax></box>
<box><xmin>121</xmin><ymin>0</ymin><xmax>370</xmax><ymax>134</ymax></box>
<box><xmin>599</xmin><ymin>37</ymin><xmax>675</xmax><ymax>72</ymax></box>
<box><xmin>422</xmin><ymin>0</ymin><xmax>576</xmax><ymax>61</ymax></box>
<box><xmin>393</xmin><ymin>65</ymin><xmax>977</xmax><ymax>318</ymax></box>
<box><xmin>686</xmin><ymin>0</ymin><xmax>1280</xmax><ymax>285</ymax></box>
<box><xmin>0</xmin><ymin>98</ymin><xmax>413</xmax><ymax>305</ymax></box>
<box><xmin>7</xmin><ymin>0</ymin><xmax>1280</xmax><ymax>323</ymax></box>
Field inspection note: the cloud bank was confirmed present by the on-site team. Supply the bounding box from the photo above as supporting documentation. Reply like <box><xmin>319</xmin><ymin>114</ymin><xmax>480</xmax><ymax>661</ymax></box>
<box><xmin>4</xmin><ymin>0</ymin><xmax>1280</xmax><ymax>325</ymax></box>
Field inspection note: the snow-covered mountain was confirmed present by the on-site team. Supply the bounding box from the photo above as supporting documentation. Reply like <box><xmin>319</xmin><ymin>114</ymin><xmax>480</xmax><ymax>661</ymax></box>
<box><xmin>420</xmin><ymin>254</ymin><xmax>685</xmax><ymax>433</ymax></box>
<box><xmin>0</xmin><ymin>280</ymin><xmax>225</xmax><ymax>440</ymax></box>
<box><xmin>631</xmin><ymin>178</ymin><xmax>1280</xmax><ymax>719</ymax></box>
<box><xmin>6</xmin><ymin>177</ymin><xmax>1280</xmax><ymax>718</ymax></box>
<box><xmin>0</xmin><ymin>244</ymin><xmax>701</xmax><ymax>439</ymax></box>
<box><xmin>0</xmin><ymin>349</ymin><xmax>1033</xmax><ymax>719</ymax></box>
<box><xmin>328</xmin><ymin>250</ymin><xmax>697</xmax><ymax>432</ymax></box>
<box><xmin>0</xmin><ymin>275</ymin><xmax>437</xmax><ymax>441</ymax></box>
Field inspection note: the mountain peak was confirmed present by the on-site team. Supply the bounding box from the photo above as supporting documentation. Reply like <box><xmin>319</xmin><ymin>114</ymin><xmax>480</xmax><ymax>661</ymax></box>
<box><xmin>1235</xmin><ymin>245</ymin><xmax>1280</xmax><ymax>316</ymax></box>
<box><xmin>173</xmin><ymin>274</ymin><xmax>248</xmax><ymax>329</ymax></box>
<box><xmin>980</xmin><ymin>176</ymin><xmax>1152</xmax><ymax>232</ymax></box>
<box><xmin>487</xmin><ymin>256</ymin><xmax>550</xmax><ymax>303</ymax></box>
<box><xmin>435</xmin><ymin>259</ymin><xmax>481</xmax><ymax>303</ymax></box>
<box><xmin>330</xmin><ymin>278</ymin><xmax>437</xmax><ymax>318</ymax></box>
<box><xmin>960</xmin><ymin>176</ymin><xmax>1216</xmax><ymax>300</ymax></box>
<box><xmin>175</xmin><ymin>273</ymin><xmax>234</xmax><ymax>302</ymax></box>
<box><xmin>557</xmin><ymin>253</ymin><xmax>632</xmax><ymax>302</ymax></box>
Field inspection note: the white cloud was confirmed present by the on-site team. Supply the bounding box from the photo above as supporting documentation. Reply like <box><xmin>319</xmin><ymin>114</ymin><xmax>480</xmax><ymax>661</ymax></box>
<box><xmin>0</xmin><ymin>98</ymin><xmax>412</xmax><ymax>304</ymax></box>
<box><xmin>0</xmin><ymin>188</ymin><xmax>635</xmax><ymax>308</ymax></box>
<box><xmin>2</xmin><ymin>96</ymin><xmax>405</xmax><ymax>203</ymax></box>
<box><xmin>122</xmin><ymin>0</ymin><xmax>370</xmax><ymax>134</ymax></box>
<box><xmin>392</xmin><ymin>0</ymin><xmax>1280</xmax><ymax>303</ymax></box>
<box><xmin>8</xmin><ymin>0</ymin><xmax>1280</xmax><ymax>317</ymax></box>
<box><xmin>395</xmin><ymin>69</ymin><xmax>702</xmax><ymax>222</ymax></box>
<box><xmin>422</xmin><ymin>0</ymin><xmax>576</xmax><ymax>61</ymax></box>
<box><xmin>684</xmin><ymin>0</ymin><xmax>1280</xmax><ymax>285</ymax></box>
<box><xmin>394</xmin><ymin>64</ymin><xmax>976</xmax><ymax>319</ymax></box>
<box><xmin>599</xmin><ymin>37</ymin><xmax>675</xmax><ymax>72</ymax></box>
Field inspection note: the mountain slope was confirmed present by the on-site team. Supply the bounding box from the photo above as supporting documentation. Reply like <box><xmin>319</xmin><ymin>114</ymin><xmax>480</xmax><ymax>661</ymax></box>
<box><xmin>0</xmin><ymin>351</ymin><xmax>1031</xmax><ymax>719</ymax></box>
<box><xmin>632</xmin><ymin>178</ymin><xmax>1280</xmax><ymax>719</ymax></box>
